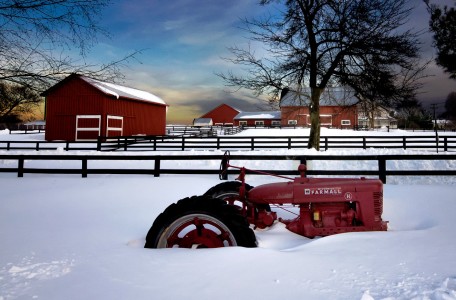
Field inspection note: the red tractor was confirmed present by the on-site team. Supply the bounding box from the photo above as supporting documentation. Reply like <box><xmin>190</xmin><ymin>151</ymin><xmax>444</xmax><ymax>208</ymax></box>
<box><xmin>145</xmin><ymin>152</ymin><xmax>388</xmax><ymax>248</ymax></box>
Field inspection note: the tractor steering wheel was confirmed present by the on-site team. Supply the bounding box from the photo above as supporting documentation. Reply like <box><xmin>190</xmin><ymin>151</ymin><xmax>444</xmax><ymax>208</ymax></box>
<box><xmin>219</xmin><ymin>150</ymin><xmax>230</xmax><ymax>180</ymax></box>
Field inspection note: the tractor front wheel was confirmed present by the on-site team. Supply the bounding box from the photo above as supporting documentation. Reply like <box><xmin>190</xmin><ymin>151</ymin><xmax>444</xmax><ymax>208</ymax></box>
<box><xmin>145</xmin><ymin>196</ymin><xmax>257</xmax><ymax>249</ymax></box>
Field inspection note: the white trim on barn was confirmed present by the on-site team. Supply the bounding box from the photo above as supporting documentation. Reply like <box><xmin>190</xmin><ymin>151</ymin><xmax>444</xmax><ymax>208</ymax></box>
<box><xmin>75</xmin><ymin>115</ymin><xmax>101</xmax><ymax>141</ymax></box>
<box><xmin>299</xmin><ymin>114</ymin><xmax>333</xmax><ymax>126</ymax></box>
<box><xmin>288</xmin><ymin>120</ymin><xmax>298</xmax><ymax>125</ymax></box>
<box><xmin>106</xmin><ymin>115</ymin><xmax>123</xmax><ymax>137</ymax></box>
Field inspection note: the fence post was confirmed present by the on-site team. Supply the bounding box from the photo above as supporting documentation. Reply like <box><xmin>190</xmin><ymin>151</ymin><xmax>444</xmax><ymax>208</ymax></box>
<box><xmin>18</xmin><ymin>157</ymin><xmax>24</xmax><ymax>177</ymax></box>
<box><xmin>82</xmin><ymin>159</ymin><xmax>88</xmax><ymax>178</ymax></box>
<box><xmin>444</xmin><ymin>137</ymin><xmax>448</xmax><ymax>152</ymax></box>
<box><xmin>378</xmin><ymin>158</ymin><xmax>386</xmax><ymax>184</ymax></box>
<box><xmin>35</xmin><ymin>142</ymin><xmax>39</xmax><ymax>151</ymax></box>
<box><xmin>182</xmin><ymin>137</ymin><xmax>186</xmax><ymax>151</ymax></box>
<box><xmin>251</xmin><ymin>137</ymin><xmax>254</xmax><ymax>150</ymax></box>
<box><xmin>65</xmin><ymin>142</ymin><xmax>70</xmax><ymax>151</ymax></box>
<box><xmin>403</xmin><ymin>137</ymin><xmax>406</xmax><ymax>150</ymax></box>
<box><xmin>153</xmin><ymin>137</ymin><xmax>157</xmax><ymax>151</ymax></box>
<box><xmin>217</xmin><ymin>137</ymin><xmax>220</xmax><ymax>150</ymax></box>
<box><xmin>288</xmin><ymin>137</ymin><xmax>291</xmax><ymax>149</ymax></box>
<box><xmin>154</xmin><ymin>159</ymin><xmax>161</xmax><ymax>177</ymax></box>
<box><xmin>324</xmin><ymin>137</ymin><xmax>328</xmax><ymax>151</ymax></box>
<box><xmin>362</xmin><ymin>137</ymin><xmax>366</xmax><ymax>150</ymax></box>
<box><xmin>96</xmin><ymin>137</ymin><xmax>102</xmax><ymax>151</ymax></box>
<box><xmin>7</xmin><ymin>142</ymin><xmax>10</xmax><ymax>151</ymax></box>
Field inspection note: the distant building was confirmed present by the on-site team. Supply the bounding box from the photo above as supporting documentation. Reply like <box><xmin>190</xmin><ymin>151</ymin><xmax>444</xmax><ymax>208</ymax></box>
<box><xmin>280</xmin><ymin>88</ymin><xmax>358</xmax><ymax>128</ymax></box>
<box><xmin>233</xmin><ymin>111</ymin><xmax>281</xmax><ymax>127</ymax></box>
<box><xmin>193</xmin><ymin>118</ymin><xmax>213</xmax><ymax>127</ymax></box>
<box><xmin>358</xmin><ymin>104</ymin><xmax>397</xmax><ymax>129</ymax></box>
<box><xmin>198</xmin><ymin>103</ymin><xmax>241</xmax><ymax>125</ymax></box>
<box><xmin>42</xmin><ymin>74</ymin><xmax>168</xmax><ymax>141</ymax></box>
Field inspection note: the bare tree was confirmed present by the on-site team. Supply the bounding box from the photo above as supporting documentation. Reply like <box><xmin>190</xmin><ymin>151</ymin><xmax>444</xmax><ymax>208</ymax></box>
<box><xmin>219</xmin><ymin>0</ymin><xmax>423</xmax><ymax>149</ymax></box>
<box><xmin>0</xmin><ymin>0</ymin><xmax>139</xmax><ymax>92</ymax></box>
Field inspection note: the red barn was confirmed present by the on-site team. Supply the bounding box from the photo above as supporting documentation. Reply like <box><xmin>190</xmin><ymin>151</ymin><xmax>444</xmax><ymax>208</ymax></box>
<box><xmin>198</xmin><ymin>103</ymin><xmax>241</xmax><ymax>125</ymax></box>
<box><xmin>280</xmin><ymin>88</ymin><xmax>358</xmax><ymax>128</ymax></box>
<box><xmin>42</xmin><ymin>74</ymin><xmax>168</xmax><ymax>141</ymax></box>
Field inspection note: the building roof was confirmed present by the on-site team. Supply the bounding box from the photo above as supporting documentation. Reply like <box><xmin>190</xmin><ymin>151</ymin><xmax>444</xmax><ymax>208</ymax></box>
<box><xmin>280</xmin><ymin>87</ymin><xmax>359</xmax><ymax>107</ymax></box>
<box><xmin>193</xmin><ymin>118</ymin><xmax>213</xmax><ymax>126</ymax></box>
<box><xmin>234</xmin><ymin>111</ymin><xmax>281</xmax><ymax>120</ymax></box>
<box><xmin>42</xmin><ymin>74</ymin><xmax>167</xmax><ymax>106</ymax></box>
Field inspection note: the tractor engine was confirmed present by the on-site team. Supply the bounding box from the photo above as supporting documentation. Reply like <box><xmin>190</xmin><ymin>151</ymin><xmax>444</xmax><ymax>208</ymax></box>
<box><xmin>247</xmin><ymin>177</ymin><xmax>387</xmax><ymax>238</ymax></box>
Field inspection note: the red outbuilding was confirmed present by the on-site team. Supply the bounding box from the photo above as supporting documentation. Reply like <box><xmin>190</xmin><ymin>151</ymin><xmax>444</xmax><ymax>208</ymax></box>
<box><xmin>233</xmin><ymin>111</ymin><xmax>281</xmax><ymax>127</ymax></box>
<box><xmin>42</xmin><ymin>74</ymin><xmax>168</xmax><ymax>141</ymax></box>
<box><xmin>198</xmin><ymin>103</ymin><xmax>241</xmax><ymax>125</ymax></box>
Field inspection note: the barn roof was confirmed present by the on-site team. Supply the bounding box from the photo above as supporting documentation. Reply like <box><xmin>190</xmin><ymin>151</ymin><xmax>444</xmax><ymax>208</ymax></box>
<box><xmin>80</xmin><ymin>76</ymin><xmax>167</xmax><ymax>106</ymax></box>
<box><xmin>201</xmin><ymin>103</ymin><xmax>242</xmax><ymax>116</ymax></box>
<box><xmin>42</xmin><ymin>74</ymin><xmax>167</xmax><ymax>106</ymax></box>
<box><xmin>234</xmin><ymin>111</ymin><xmax>281</xmax><ymax>120</ymax></box>
<box><xmin>280</xmin><ymin>87</ymin><xmax>359</xmax><ymax>107</ymax></box>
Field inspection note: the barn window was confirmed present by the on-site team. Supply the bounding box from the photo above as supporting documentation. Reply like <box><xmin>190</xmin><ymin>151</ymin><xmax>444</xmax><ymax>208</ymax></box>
<box><xmin>320</xmin><ymin>115</ymin><xmax>332</xmax><ymax>126</ymax></box>
<box><xmin>341</xmin><ymin>120</ymin><xmax>351</xmax><ymax>126</ymax></box>
<box><xmin>75</xmin><ymin>115</ymin><xmax>101</xmax><ymax>141</ymax></box>
<box><xmin>239</xmin><ymin>121</ymin><xmax>247</xmax><ymax>126</ymax></box>
<box><xmin>255</xmin><ymin>121</ymin><xmax>264</xmax><ymax>126</ymax></box>
<box><xmin>288</xmin><ymin>120</ymin><xmax>297</xmax><ymax>125</ymax></box>
<box><xmin>271</xmin><ymin>121</ymin><xmax>281</xmax><ymax>126</ymax></box>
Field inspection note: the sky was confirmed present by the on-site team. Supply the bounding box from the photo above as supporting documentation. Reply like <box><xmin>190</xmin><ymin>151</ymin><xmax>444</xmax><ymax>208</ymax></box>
<box><xmin>87</xmin><ymin>0</ymin><xmax>455</xmax><ymax>124</ymax></box>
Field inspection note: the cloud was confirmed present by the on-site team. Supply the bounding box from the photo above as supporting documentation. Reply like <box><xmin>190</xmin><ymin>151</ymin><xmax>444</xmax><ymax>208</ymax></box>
<box><xmin>92</xmin><ymin>0</ymin><xmax>455</xmax><ymax>124</ymax></box>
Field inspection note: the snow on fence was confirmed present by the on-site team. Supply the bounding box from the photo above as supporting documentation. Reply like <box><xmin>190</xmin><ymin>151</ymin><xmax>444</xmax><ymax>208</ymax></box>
<box><xmin>1</xmin><ymin>153</ymin><xmax>455</xmax><ymax>184</ymax></box>
<box><xmin>97</xmin><ymin>135</ymin><xmax>456</xmax><ymax>152</ymax></box>
<box><xmin>3</xmin><ymin>135</ymin><xmax>456</xmax><ymax>152</ymax></box>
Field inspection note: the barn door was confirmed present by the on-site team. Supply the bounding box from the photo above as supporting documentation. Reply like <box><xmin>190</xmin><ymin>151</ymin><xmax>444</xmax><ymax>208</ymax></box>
<box><xmin>75</xmin><ymin>115</ymin><xmax>101</xmax><ymax>141</ymax></box>
<box><xmin>106</xmin><ymin>115</ymin><xmax>123</xmax><ymax>137</ymax></box>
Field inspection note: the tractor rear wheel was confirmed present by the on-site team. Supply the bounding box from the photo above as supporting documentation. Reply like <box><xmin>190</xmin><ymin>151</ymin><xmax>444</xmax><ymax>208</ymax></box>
<box><xmin>204</xmin><ymin>181</ymin><xmax>271</xmax><ymax>212</ymax></box>
<box><xmin>144</xmin><ymin>196</ymin><xmax>257</xmax><ymax>248</ymax></box>
<box><xmin>204</xmin><ymin>181</ymin><xmax>253</xmax><ymax>206</ymax></box>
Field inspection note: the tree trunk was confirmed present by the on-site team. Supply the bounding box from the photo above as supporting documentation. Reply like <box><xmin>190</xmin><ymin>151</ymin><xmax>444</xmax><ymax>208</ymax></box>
<box><xmin>369</xmin><ymin>110</ymin><xmax>375</xmax><ymax>129</ymax></box>
<box><xmin>308</xmin><ymin>87</ymin><xmax>323</xmax><ymax>150</ymax></box>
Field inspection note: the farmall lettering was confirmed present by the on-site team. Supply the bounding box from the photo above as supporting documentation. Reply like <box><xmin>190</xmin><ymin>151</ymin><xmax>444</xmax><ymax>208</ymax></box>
<box><xmin>304</xmin><ymin>187</ymin><xmax>342</xmax><ymax>196</ymax></box>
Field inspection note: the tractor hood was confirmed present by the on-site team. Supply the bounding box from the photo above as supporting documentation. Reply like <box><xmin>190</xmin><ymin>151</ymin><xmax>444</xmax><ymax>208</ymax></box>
<box><xmin>248</xmin><ymin>182</ymin><xmax>294</xmax><ymax>204</ymax></box>
<box><xmin>248</xmin><ymin>177</ymin><xmax>383</xmax><ymax>205</ymax></box>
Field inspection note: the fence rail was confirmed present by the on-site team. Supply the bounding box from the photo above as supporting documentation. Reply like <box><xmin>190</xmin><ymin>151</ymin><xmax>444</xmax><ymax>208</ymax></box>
<box><xmin>96</xmin><ymin>134</ymin><xmax>456</xmax><ymax>152</ymax></box>
<box><xmin>2</xmin><ymin>135</ymin><xmax>456</xmax><ymax>152</ymax></box>
<box><xmin>1</xmin><ymin>153</ymin><xmax>455</xmax><ymax>183</ymax></box>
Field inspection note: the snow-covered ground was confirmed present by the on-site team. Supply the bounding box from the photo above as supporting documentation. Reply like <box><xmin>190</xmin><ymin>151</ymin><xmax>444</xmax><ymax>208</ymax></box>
<box><xmin>1</xmin><ymin>128</ymin><xmax>456</xmax><ymax>300</ymax></box>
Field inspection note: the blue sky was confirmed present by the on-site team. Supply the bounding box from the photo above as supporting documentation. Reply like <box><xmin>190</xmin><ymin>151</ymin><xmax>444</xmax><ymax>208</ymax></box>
<box><xmin>90</xmin><ymin>0</ymin><xmax>455</xmax><ymax>124</ymax></box>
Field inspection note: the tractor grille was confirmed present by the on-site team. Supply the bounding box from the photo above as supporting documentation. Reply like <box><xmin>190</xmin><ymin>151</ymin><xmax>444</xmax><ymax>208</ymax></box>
<box><xmin>373</xmin><ymin>192</ymin><xmax>383</xmax><ymax>221</ymax></box>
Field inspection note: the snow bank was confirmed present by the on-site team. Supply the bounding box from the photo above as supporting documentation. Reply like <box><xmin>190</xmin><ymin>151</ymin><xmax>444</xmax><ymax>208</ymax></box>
<box><xmin>0</xmin><ymin>176</ymin><xmax>456</xmax><ymax>300</ymax></box>
<box><xmin>1</xmin><ymin>128</ymin><xmax>456</xmax><ymax>299</ymax></box>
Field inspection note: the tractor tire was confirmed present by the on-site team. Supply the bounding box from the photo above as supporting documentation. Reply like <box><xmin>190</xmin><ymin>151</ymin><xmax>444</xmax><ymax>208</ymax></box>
<box><xmin>204</xmin><ymin>181</ymin><xmax>271</xmax><ymax>212</ymax></box>
<box><xmin>204</xmin><ymin>181</ymin><xmax>253</xmax><ymax>202</ymax></box>
<box><xmin>144</xmin><ymin>196</ymin><xmax>257</xmax><ymax>249</ymax></box>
